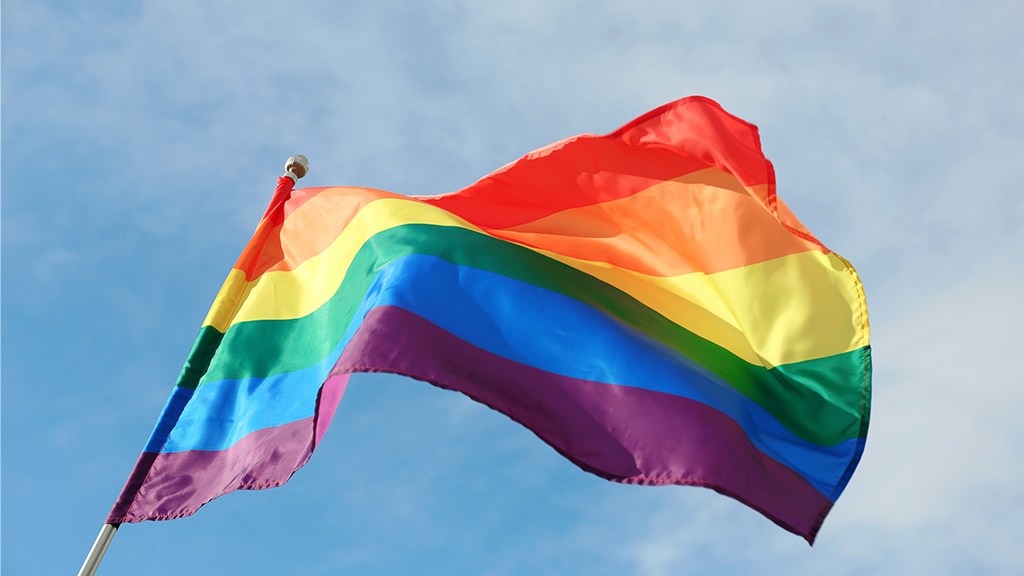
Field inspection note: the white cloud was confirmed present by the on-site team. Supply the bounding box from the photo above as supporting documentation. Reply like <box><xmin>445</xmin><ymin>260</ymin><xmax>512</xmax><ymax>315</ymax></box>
<box><xmin>4</xmin><ymin>1</ymin><xmax>1022</xmax><ymax>574</ymax></box>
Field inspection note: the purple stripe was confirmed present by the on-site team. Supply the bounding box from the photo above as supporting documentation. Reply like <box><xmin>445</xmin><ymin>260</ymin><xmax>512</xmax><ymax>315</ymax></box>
<box><xmin>315</xmin><ymin>373</ymin><xmax>349</xmax><ymax>447</ymax></box>
<box><xmin>108</xmin><ymin>416</ymin><xmax>316</xmax><ymax>523</ymax></box>
<box><xmin>331</xmin><ymin>305</ymin><xmax>832</xmax><ymax>542</ymax></box>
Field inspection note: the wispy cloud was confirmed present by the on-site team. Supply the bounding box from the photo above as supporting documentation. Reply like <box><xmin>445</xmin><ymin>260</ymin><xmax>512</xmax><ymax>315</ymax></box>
<box><xmin>3</xmin><ymin>1</ymin><xmax>1021</xmax><ymax>574</ymax></box>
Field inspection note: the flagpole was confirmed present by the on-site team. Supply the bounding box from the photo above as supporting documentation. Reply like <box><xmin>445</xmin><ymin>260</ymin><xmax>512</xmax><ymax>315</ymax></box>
<box><xmin>78</xmin><ymin>155</ymin><xmax>308</xmax><ymax>576</ymax></box>
<box><xmin>76</xmin><ymin>523</ymin><xmax>118</xmax><ymax>576</ymax></box>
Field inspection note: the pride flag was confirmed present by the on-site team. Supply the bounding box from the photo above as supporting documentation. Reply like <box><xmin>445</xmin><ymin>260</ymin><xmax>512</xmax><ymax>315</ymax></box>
<box><xmin>108</xmin><ymin>96</ymin><xmax>870</xmax><ymax>543</ymax></box>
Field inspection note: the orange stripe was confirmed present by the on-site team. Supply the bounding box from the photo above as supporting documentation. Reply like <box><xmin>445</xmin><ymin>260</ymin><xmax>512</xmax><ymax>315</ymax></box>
<box><xmin>281</xmin><ymin>187</ymin><xmax>331</xmax><ymax>220</ymax></box>
<box><xmin>491</xmin><ymin>168</ymin><xmax>825</xmax><ymax>277</ymax></box>
<box><xmin>238</xmin><ymin>186</ymin><xmax>401</xmax><ymax>276</ymax></box>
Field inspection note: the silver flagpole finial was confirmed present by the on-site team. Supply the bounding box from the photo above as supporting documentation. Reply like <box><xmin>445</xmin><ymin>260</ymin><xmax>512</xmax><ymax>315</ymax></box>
<box><xmin>284</xmin><ymin>154</ymin><xmax>309</xmax><ymax>182</ymax></box>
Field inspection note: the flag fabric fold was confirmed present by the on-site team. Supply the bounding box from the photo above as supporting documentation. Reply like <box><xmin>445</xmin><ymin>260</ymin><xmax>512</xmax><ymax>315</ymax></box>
<box><xmin>108</xmin><ymin>96</ymin><xmax>871</xmax><ymax>544</ymax></box>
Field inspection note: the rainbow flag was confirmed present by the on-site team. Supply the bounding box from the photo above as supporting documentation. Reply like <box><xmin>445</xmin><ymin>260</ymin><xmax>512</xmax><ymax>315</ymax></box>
<box><xmin>108</xmin><ymin>96</ymin><xmax>870</xmax><ymax>543</ymax></box>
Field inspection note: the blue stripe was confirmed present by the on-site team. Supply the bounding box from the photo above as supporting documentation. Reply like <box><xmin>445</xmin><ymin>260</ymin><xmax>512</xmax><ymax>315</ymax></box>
<box><xmin>160</xmin><ymin>352</ymin><xmax>335</xmax><ymax>454</ymax></box>
<box><xmin>143</xmin><ymin>385</ymin><xmax>195</xmax><ymax>452</ymax></box>
<box><xmin>160</xmin><ymin>253</ymin><xmax>855</xmax><ymax>496</ymax></box>
<box><xmin>364</xmin><ymin>254</ymin><xmax>856</xmax><ymax>496</ymax></box>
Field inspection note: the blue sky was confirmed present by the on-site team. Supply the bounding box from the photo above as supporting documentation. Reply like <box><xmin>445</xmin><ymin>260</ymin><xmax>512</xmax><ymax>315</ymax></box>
<box><xmin>2</xmin><ymin>1</ymin><xmax>1022</xmax><ymax>574</ymax></box>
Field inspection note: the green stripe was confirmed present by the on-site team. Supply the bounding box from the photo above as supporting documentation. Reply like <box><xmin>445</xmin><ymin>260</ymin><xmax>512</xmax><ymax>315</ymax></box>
<box><xmin>770</xmin><ymin>346</ymin><xmax>871</xmax><ymax>440</ymax></box>
<box><xmin>174</xmin><ymin>325</ymin><xmax>224</xmax><ymax>390</ymax></box>
<box><xmin>194</xmin><ymin>223</ymin><xmax>866</xmax><ymax>446</ymax></box>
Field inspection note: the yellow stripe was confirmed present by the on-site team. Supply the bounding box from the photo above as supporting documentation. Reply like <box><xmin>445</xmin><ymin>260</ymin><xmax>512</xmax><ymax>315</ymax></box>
<box><xmin>201</xmin><ymin>197</ymin><xmax>478</xmax><ymax>333</ymax></box>
<box><xmin>537</xmin><ymin>249</ymin><xmax>865</xmax><ymax>367</ymax></box>
<box><xmin>707</xmin><ymin>250</ymin><xmax>867</xmax><ymax>366</ymax></box>
<box><xmin>202</xmin><ymin>269</ymin><xmax>248</xmax><ymax>331</ymax></box>
<box><xmin>201</xmin><ymin>196</ymin><xmax>864</xmax><ymax>367</ymax></box>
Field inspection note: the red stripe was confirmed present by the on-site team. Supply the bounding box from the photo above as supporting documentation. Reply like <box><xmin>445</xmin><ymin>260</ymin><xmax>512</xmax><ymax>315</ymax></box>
<box><xmin>423</xmin><ymin>96</ymin><xmax>776</xmax><ymax>230</ymax></box>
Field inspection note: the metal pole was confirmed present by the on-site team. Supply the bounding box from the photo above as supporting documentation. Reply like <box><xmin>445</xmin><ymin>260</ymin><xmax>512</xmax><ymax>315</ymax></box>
<box><xmin>76</xmin><ymin>155</ymin><xmax>306</xmax><ymax>576</ymax></box>
<box><xmin>77</xmin><ymin>523</ymin><xmax>119</xmax><ymax>576</ymax></box>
